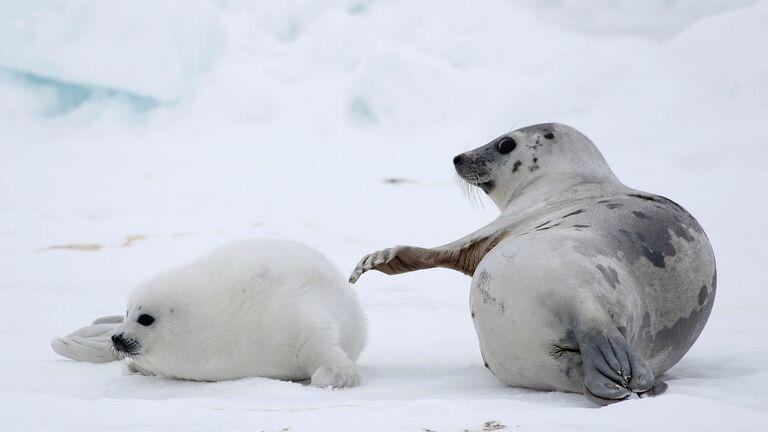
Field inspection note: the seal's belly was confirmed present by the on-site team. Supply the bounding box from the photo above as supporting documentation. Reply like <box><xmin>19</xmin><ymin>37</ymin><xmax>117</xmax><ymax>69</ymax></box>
<box><xmin>469</xmin><ymin>240</ymin><xmax>588</xmax><ymax>393</ymax></box>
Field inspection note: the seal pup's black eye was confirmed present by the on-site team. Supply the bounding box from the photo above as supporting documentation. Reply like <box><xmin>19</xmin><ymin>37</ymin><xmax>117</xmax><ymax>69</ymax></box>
<box><xmin>544</xmin><ymin>132</ymin><xmax>555</xmax><ymax>140</ymax></box>
<box><xmin>497</xmin><ymin>138</ymin><xmax>517</xmax><ymax>154</ymax></box>
<box><xmin>137</xmin><ymin>314</ymin><xmax>155</xmax><ymax>326</ymax></box>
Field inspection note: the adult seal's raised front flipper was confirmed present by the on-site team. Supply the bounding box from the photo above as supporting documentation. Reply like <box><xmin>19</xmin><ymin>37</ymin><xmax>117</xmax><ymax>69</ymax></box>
<box><xmin>51</xmin><ymin>316</ymin><xmax>124</xmax><ymax>363</ymax></box>
<box><xmin>351</xmin><ymin>123</ymin><xmax>715</xmax><ymax>405</ymax></box>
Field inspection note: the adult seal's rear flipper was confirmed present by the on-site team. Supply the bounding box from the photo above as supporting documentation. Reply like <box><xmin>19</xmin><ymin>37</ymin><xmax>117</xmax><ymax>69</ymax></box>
<box><xmin>51</xmin><ymin>315</ymin><xmax>123</xmax><ymax>363</ymax></box>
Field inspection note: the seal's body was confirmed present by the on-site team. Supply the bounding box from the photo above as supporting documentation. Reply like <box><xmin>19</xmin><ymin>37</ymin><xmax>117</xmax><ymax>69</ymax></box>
<box><xmin>53</xmin><ymin>239</ymin><xmax>367</xmax><ymax>388</ymax></box>
<box><xmin>470</xmin><ymin>190</ymin><xmax>714</xmax><ymax>399</ymax></box>
<box><xmin>350</xmin><ymin>123</ymin><xmax>715</xmax><ymax>404</ymax></box>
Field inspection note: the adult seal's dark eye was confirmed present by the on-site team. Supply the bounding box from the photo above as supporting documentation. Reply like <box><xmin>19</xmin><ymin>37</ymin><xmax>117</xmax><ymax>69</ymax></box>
<box><xmin>497</xmin><ymin>138</ymin><xmax>517</xmax><ymax>154</ymax></box>
<box><xmin>137</xmin><ymin>314</ymin><xmax>155</xmax><ymax>326</ymax></box>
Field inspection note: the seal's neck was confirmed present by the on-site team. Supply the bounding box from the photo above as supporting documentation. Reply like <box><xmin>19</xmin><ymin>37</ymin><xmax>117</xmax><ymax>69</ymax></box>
<box><xmin>496</xmin><ymin>173</ymin><xmax>628</xmax><ymax>217</ymax></box>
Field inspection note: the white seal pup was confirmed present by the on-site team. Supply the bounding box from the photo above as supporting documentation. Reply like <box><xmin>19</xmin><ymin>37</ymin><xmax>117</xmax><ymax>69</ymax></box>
<box><xmin>52</xmin><ymin>238</ymin><xmax>367</xmax><ymax>388</ymax></box>
<box><xmin>350</xmin><ymin>123</ymin><xmax>715</xmax><ymax>404</ymax></box>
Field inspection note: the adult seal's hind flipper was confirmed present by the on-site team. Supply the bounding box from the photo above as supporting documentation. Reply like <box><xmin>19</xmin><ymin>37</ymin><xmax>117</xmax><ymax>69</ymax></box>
<box><xmin>576</xmin><ymin>329</ymin><xmax>655</xmax><ymax>404</ymax></box>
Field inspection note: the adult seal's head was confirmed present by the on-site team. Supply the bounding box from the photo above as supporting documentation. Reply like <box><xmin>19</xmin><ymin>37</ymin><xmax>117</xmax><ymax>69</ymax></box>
<box><xmin>453</xmin><ymin>123</ymin><xmax>618</xmax><ymax>210</ymax></box>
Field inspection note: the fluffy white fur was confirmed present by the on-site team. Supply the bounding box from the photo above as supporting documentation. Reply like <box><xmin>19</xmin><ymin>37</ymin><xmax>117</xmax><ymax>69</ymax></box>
<box><xmin>52</xmin><ymin>238</ymin><xmax>367</xmax><ymax>388</ymax></box>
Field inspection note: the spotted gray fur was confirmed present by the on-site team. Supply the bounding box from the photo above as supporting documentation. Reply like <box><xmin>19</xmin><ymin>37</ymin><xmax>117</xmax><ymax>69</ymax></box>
<box><xmin>352</xmin><ymin>122</ymin><xmax>716</xmax><ymax>406</ymax></box>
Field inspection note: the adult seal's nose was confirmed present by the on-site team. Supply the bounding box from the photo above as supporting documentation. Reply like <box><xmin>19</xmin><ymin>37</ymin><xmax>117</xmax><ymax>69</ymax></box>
<box><xmin>453</xmin><ymin>154</ymin><xmax>465</xmax><ymax>165</ymax></box>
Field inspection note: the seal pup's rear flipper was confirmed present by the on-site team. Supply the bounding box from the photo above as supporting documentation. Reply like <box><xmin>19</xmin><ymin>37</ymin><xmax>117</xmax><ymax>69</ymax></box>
<box><xmin>92</xmin><ymin>315</ymin><xmax>124</xmax><ymax>325</ymax></box>
<box><xmin>51</xmin><ymin>317</ymin><xmax>123</xmax><ymax>363</ymax></box>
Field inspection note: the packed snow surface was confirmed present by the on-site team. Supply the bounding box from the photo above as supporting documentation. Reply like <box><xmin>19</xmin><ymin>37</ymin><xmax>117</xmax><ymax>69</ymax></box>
<box><xmin>1</xmin><ymin>0</ymin><xmax>767</xmax><ymax>430</ymax></box>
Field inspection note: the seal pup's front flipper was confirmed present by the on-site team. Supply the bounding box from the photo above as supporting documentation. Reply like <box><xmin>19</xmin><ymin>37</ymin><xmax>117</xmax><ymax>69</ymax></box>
<box><xmin>297</xmin><ymin>317</ymin><xmax>363</xmax><ymax>389</ymax></box>
<box><xmin>51</xmin><ymin>317</ymin><xmax>123</xmax><ymax>363</ymax></box>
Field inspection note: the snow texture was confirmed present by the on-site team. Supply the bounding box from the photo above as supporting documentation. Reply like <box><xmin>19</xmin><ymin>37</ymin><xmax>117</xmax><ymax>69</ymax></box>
<box><xmin>1</xmin><ymin>0</ymin><xmax>767</xmax><ymax>430</ymax></box>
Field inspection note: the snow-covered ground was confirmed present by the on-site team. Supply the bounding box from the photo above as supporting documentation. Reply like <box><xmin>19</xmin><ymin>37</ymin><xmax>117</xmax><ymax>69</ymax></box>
<box><xmin>2</xmin><ymin>0</ymin><xmax>767</xmax><ymax>430</ymax></box>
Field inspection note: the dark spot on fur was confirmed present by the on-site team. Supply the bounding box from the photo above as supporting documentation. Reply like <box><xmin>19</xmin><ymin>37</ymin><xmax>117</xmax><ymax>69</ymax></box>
<box><xmin>484</xmin><ymin>362</ymin><xmax>490</xmax><ymax>369</ymax></box>
<box><xmin>512</xmin><ymin>160</ymin><xmax>522</xmax><ymax>173</ymax></box>
<box><xmin>527</xmin><ymin>138</ymin><xmax>544</xmax><ymax>150</ymax></box>
<box><xmin>529</xmin><ymin>157</ymin><xmax>540</xmax><ymax>172</ymax></box>
<box><xmin>619</xmin><ymin>229</ymin><xmax>669</xmax><ymax>268</ymax></box>
<box><xmin>562</xmin><ymin>209</ymin><xmax>585</xmax><ymax>218</ymax></box>
<box><xmin>661</xmin><ymin>196</ymin><xmax>686</xmax><ymax>213</ymax></box>
<box><xmin>641</xmin><ymin>245</ymin><xmax>666</xmax><ymax>267</ymax></box>
<box><xmin>573</xmin><ymin>224</ymin><xmax>591</xmax><ymax>228</ymax></box>
<box><xmin>597</xmin><ymin>199</ymin><xmax>611</xmax><ymax>204</ymax></box>
<box><xmin>632</xmin><ymin>211</ymin><xmax>651</xmax><ymax>219</ymax></box>
<box><xmin>588</xmin><ymin>194</ymin><xmax>705</xmax><ymax>273</ymax></box>
<box><xmin>536</xmin><ymin>222</ymin><xmax>561</xmax><ymax>231</ymax></box>
<box><xmin>642</xmin><ymin>295</ymin><xmax>715</xmax><ymax>365</ymax></box>
<box><xmin>534</xmin><ymin>220</ymin><xmax>552</xmax><ymax>229</ymax></box>
<box><xmin>476</xmin><ymin>270</ymin><xmax>506</xmax><ymax>314</ymax></box>
<box><xmin>471</xmin><ymin>311</ymin><xmax>476</xmax><ymax>319</ymax></box>
<box><xmin>606</xmin><ymin>203</ymin><xmax>623</xmax><ymax>209</ymax></box>
<box><xmin>664</xmin><ymin>211</ymin><xmax>698</xmax><ymax>241</ymax></box>
<box><xmin>628</xmin><ymin>193</ymin><xmax>662</xmax><ymax>203</ymax></box>
<box><xmin>596</xmin><ymin>264</ymin><xmax>620</xmax><ymax>289</ymax></box>
<box><xmin>698</xmin><ymin>285</ymin><xmax>708</xmax><ymax>306</ymax></box>
<box><xmin>673</xmin><ymin>223</ymin><xmax>695</xmax><ymax>241</ymax></box>
<box><xmin>544</xmin><ymin>132</ymin><xmax>555</xmax><ymax>140</ymax></box>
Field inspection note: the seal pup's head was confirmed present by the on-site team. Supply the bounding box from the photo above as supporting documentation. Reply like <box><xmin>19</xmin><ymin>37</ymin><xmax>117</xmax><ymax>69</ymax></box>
<box><xmin>111</xmin><ymin>278</ymin><xmax>177</xmax><ymax>360</ymax></box>
<box><xmin>108</xmin><ymin>254</ymin><xmax>273</xmax><ymax>379</ymax></box>
<box><xmin>453</xmin><ymin>123</ymin><xmax>618</xmax><ymax>210</ymax></box>
<box><xmin>109</xmin><ymin>269</ymin><xmax>204</xmax><ymax>373</ymax></box>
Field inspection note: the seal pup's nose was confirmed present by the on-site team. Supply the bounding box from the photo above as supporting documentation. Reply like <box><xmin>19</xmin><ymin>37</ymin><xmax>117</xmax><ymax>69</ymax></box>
<box><xmin>111</xmin><ymin>333</ymin><xmax>126</xmax><ymax>351</ymax></box>
<box><xmin>453</xmin><ymin>154</ymin><xmax>465</xmax><ymax>165</ymax></box>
